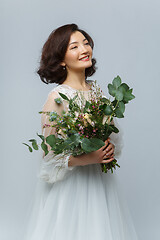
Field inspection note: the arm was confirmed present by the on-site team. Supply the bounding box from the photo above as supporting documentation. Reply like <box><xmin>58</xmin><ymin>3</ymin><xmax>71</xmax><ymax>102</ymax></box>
<box><xmin>38</xmin><ymin>90</ymin><xmax>75</xmax><ymax>184</ymax></box>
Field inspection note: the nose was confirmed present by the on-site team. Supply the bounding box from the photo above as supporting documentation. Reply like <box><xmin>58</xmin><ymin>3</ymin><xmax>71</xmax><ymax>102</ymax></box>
<box><xmin>79</xmin><ymin>43</ymin><xmax>89</xmax><ymax>53</ymax></box>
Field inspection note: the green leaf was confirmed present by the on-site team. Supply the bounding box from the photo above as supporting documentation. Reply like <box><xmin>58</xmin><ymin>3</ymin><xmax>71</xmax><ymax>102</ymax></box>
<box><xmin>46</xmin><ymin>134</ymin><xmax>56</xmax><ymax>148</ymax></box>
<box><xmin>112</xmin><ymin>76</ymin><xmax>121</xmax><ymax>89</ymax></box>
<box><xmin>29</xmin><ymin>140</ymin><xmax>39</xmax><ymax>150</ymax></box>
<box><xmin>118</xmin><ymin>85</ymin><xmax>126</xmax><ymax>95</ymax></box>
<box><xmin>104</xmin><ymin>105</ymin><xmax>113</xmax><ymax>115</ymax></box>
<box><xmin>28</xmin><ymin>139</ymin><xmax>36</xmax><ymax>142</ymax></box>
<box><xmin>123</xmin><ymin>89</ymin><xmax>135</xmax><ymax>103</ymax></box>
<box><xmin>22</xmin><ymin>143</ymin><xmax>33</xmax><ymax>152</ymax></box>
<box><xmin>101</xmin><ymin>97</ymin><xmax>110</xmax><ymax>104</ymax></box>
<box><xmin>108</xmin><ymin>124</ymin><xmax>119</xmax><ymax>133</ymax></box>
<box><xmin>115</xmin><ymin>108</ymin><xmax>124</xmax><ymax>118</ymax></box>
<box><xmin>81</xmin><ymin>138</ymin><xmax>105</xmax><ymax>153</ymax></box>
<box><xmin>58</xmin><ymin>92</ymin><xmax>70</xmax><ymax>101</ymax></box>
<box><xmin>41</xmin><ymin>142</ymin><xmax>49</xmax><ymax>156</ymax></box>
<box><xmin>111</xmin><ymin>99</ymin><xmax>117</xmax><ymax>107</ymax></box>
<box><xmin>108</xmin><ymin>84</ymin><xmax>116</xmax><ymax>97</ymax></box>
<box><xmin>54</xmin><ymin>97</ymin><xmax>62</xmax><ymax>104</ymax></box>
<box><xmin>121</xmin><ymin>83</ymin><xmax>129</xmax><ymax>91</ymax></box>
<box><xmin>70</xmin><ymin>134</ymin><xmax>81</xmax><ymax>146</ymax></box>
<box><xmin>115</xmin><ymin>90</ymin><xmax>123</xmax><ymax>101</ymax></box>
<box><xmin>84</xmin><ymin>100</ymin><xmax>91</xmax><ymax>109</ymax></box>
<box><xmin>36</xmin><ymin>133</ymin><xmax>45</xmax><ymax>141</ymax></box>
<box><xmin>64</xmin><ymin>134</ymin><xmax>81</xmax><ymax>149</ymax></box>
<box><xmin>118</xmin><ymin>101</ymin><xmax>125</xmax><ymax>114</ymax></box>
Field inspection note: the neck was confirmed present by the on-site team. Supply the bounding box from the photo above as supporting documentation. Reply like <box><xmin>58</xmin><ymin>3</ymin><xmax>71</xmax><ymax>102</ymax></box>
<box><xmin>62</xmin><ymin>69</ymin><xmax>88</xmax><ymax>90</ymax></box>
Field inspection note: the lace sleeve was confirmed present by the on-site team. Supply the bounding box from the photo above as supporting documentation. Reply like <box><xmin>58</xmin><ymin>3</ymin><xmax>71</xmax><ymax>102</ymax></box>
<box><xmin>38</xmin><ymin>90</ymin><xmax>75</xmax><ymax>184</ymax></box>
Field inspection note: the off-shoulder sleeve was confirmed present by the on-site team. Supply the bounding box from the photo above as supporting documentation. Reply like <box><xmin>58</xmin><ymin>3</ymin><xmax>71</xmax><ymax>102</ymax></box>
<box><xmin>38</xmin><ymin>90</ymin><xmax>75</xmax><ymax>184</ymax></box>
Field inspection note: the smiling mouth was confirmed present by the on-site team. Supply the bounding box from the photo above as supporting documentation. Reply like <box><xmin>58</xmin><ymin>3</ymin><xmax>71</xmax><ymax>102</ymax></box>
<box><xmin>79</xmin><ymin>55</ymin><xmax>89</xmax><ymax>61</ymax></box>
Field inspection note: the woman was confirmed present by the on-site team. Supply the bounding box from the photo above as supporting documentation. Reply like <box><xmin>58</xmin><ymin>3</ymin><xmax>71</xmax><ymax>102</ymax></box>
<box><xmin>23</xmin><ymin>23</ymin><xmax>138</xmax><ymax>240</ymax></box>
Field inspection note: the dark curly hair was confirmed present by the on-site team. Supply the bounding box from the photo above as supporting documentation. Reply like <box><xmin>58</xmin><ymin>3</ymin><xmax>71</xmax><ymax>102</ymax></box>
<box><xmin>37</xmin><ymin>23</ymin><xmax>97</xmax><ymax>84</ymax></box>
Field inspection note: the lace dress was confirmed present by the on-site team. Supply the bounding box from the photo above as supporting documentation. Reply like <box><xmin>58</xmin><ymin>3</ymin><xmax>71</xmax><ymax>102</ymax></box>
<box><xmin>22</xmin><ymin>80</ymin><xmax>138</xmax><ymax>240</ymax></box>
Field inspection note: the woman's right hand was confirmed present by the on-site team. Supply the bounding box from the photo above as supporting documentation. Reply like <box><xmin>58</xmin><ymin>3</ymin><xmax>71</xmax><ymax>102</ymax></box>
<box><xmin>68</xmin><ymin>138</ymin><xmax>115</xmax><ymax>167</ymax></box>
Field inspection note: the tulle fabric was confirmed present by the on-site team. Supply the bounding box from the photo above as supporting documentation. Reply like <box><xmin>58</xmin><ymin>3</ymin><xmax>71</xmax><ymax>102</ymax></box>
<box><xmin>20</xmin><ymin>80</ymin><xmax>138</xmax><ymax>240</ymax></box>
<box><xmin>21</xmin><ymin>166</ymin><xmax>138</xmax><ymax>240</ymax></box>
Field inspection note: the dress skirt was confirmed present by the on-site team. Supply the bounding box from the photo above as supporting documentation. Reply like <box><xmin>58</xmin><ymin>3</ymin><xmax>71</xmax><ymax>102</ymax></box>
<box><xmin>22</xmin><ymin>163</ymin><xmax>138</xmax><ymax>240</ymax></box>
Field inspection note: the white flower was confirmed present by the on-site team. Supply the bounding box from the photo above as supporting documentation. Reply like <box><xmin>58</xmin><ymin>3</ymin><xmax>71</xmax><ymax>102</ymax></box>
<box><xmin>58</xmin><ymin>129</ymin><xmax>66</xmax><ymax>138</ymax></box>
<box><xmin>75</xmin><ymin>111</ymin><xmax>79</xmax><ymax>118</ymax></box>
<box><xmin>102</xmin><ymin>115</ymin><xmax>111</xmax><ymax>125</ymax></box>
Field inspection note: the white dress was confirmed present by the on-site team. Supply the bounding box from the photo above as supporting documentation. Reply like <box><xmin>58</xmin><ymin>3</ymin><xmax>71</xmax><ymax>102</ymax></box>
<box><xmin>22</xmin><ymin>80</ymin><xmax>138</xmax><ymax>240</ymax></box>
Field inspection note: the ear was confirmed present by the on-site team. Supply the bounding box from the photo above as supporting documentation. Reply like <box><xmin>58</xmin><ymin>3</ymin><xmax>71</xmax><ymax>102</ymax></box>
<box><xmin>60</xmin><ymin>62</ymin><xmax>66</xmax><ymax>67</ymax></box>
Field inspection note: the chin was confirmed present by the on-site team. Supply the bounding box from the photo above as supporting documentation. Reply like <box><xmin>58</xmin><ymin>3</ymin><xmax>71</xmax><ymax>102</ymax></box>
<box><xmin>86</xmin><ymin>62</ymin><xmax>93</xmax><ymax>68</ymax></box>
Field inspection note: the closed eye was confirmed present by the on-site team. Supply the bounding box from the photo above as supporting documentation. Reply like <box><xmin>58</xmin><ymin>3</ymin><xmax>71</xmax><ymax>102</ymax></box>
<box><xmin>71</xmin><ymin>46</ymin><xmax>77</xmax><ymax>49</ymax></box>
<box><xmin>71</xmin><ymin>42</ymin><xmax>90</xmax><ymax>50</ymax></box>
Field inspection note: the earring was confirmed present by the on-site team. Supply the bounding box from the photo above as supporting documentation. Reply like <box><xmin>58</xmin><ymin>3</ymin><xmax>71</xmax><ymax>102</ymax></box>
<box><xmin>63</xmin><ymin>66</ymin><xmax>66</xmax><ymax>70</ymax></box>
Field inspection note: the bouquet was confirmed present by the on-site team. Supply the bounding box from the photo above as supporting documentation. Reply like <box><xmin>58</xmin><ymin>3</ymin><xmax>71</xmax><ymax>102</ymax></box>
<box><xmin>23</xmin><ymin>76</ymin><xmax>135</xmax><ymax>173</ymax></box>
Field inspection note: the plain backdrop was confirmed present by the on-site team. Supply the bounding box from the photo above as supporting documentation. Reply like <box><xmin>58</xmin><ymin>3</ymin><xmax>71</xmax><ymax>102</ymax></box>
<box><xmin>1</xmin><ymin>0</ymin><xmax>160</xmax><ymax>239</ymax></box>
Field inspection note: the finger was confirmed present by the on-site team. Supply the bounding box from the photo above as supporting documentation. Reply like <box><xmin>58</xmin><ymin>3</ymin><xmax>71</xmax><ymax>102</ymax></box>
<box><xmin>102</xmin><ymin>145</ymin><xmax>110</xmax><ymax>157</ymax></box>
<box><xmin>103</xmin><ymin>153</ymin><xmax>114</xmax><ymax>160</ymax></box>
<box><xmin>104</xmin><ymin>143</ymin><xmax>114</xmax><ymax>153</ymax></box>
<box><xmin>110</xmin><ymin>153</ymin><xmax>114</xmax><ymax>158</ymax></box>
<box><xmin>101</xmin><ymin>157</ymin><xmax>114</xmax><ymax>164</ymax></box>
<box><xmin>105</xmin><ymin>148</ymin><xmax>114</xmax><ymax>157</ymax></box>
<box><xmin>100</xmin><ymin>140</ymin><xmax>109</xmax><ymax>151</ymax></box>
<box><xmin>102</xmin><ymin>145</ymin><xmax>112</xmax><ymax>156</ymax></box>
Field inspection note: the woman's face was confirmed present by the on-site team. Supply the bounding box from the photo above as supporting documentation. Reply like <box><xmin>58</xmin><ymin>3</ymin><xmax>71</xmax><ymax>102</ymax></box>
<box><xmin>61</xmin><ymin>31</ymin><xmax>93</xmax><ymax>72</ymax></box>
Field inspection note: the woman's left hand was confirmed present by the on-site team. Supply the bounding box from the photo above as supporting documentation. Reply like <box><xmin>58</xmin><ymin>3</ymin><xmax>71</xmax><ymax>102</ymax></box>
<box><xmin>103</xmin><ymin>138</ymin><xmax>115</xmax><ymax>160</ymax></box>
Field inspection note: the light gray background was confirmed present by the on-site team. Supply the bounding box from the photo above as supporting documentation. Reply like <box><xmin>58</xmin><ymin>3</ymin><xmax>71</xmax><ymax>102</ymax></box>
<box><xmin>1</xmin><ymin>0</ymin><xmax>160</xmax><ymax>239</ymax></box>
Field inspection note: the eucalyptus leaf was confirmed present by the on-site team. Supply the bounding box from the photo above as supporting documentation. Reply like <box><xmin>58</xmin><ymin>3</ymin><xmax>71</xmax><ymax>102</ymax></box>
<box><xmin>58</xmin><ymin>92</ymin><xmax>69</xmax><ymax>101</ymax></box>
<box><xmin>101</xmin><ymin>97</ymin><xmax>110</xmax><ymax>105</ymax></box>
<box><xmin>108</xmin><ymin>84</ymin><xmax>116</xmax><ymax>97</ymax></box>
<box><xmin>28</xmin><ymin>139</ymin><xmax>39</xmax><ymax>150</ymax></box>
<box><xmin>46</xmin><ymin>134</ymin><xmax>56</xmax><ymax>148</ymax></box>
<box><xmin>81</xmin><ymin>138</ymin><xmax>105</xmax><ymax>153</ymax></box>
<box><xmin>108</xmin><ymin>124</ymin><xmax>119</xmax><ymax>133</ymax></box>
<box><xmin>112</xmin><ymin>76</ymin><xmax>121</xmax><ymax>89</ymax></box>
<box><xmin>111</xmin><ymin>99</ymin><xmax>117</xmax><ymax>107</ymax></box>
<box><xmin>70</xmin><ymin>134</ymin><xmax>81</xmax><ymax>146</ymax></box>
<box><xmin>54</xmin><ymin>97</ymin><xmax>62</xmax><ymax>104</ymax></box>
<box><xmin>115</xmin><ymin>90</ymin><xmax>124</xmax><ymax>101</ymax></box>
<box><xmin>123</xmin><ymin>89</ymin><xmax>135</xmax><ymax>103</ymax></box>
<box><xmin>41</xmin><ymin>142</ymin><xmax>49</xmax><ymax>156</ymax></box>
<box><xmin>64</xmin><ymin>134</ymin><xmax>81</xmax><ymax>148</ymax></box>
<box><xmin>104</xmin><ymin>105</ymin><xmax>113</xmax><ymax>115</ymax></box>
<box><xmin>22</xmin><ymin>143</ymin><xmax>33</xmax><ymax>152</ymax></box>
<box><xmin>32</xmin><ymin>141</ymin><xmax>39</xmax><ymax>150</ymax></box>
<box><xmin>118</xmin><ymin>85</ymin><xmax>126</xmax><ymax>95</ymax></box>
<box><xmin>118</xmin><ymin>101</ymin><xmax>125</xmax><ymax>114</ymax></box>
<box><xmin>29</xmin><ymin>139</ymin><xmax>37</xmax><ymax>142</ymax></box>
<box><xmin>37</xmin><ymin>133</ymin><xmax>45</xmax><ymax>141</ymax></box>
<box><xmin>115</xmin><ymin>109</ymin><xmax>124</xmax><ymax>118</ymax></box>
<box><xmin>121</xmin><ymin>83</ymin><xmax>129</xmax><ymax>91</ymax></box>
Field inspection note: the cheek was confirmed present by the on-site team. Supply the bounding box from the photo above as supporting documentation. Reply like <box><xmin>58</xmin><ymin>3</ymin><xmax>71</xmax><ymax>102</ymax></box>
<box><xmin>89</xmin><ymin>47</ymin><xmax>93</xmax><ymax>55</ymax></box>
<box><xmin>65</xmin><ymin>52</ymin><xmax>78</xmax><ymax>63</ymax></box>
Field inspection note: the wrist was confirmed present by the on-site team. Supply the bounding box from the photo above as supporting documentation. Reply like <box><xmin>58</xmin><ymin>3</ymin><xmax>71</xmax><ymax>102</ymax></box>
<box><xmin>68</xmin><ymin>155</ymin><xmax>77</xmax><ymax>167</ymax></box>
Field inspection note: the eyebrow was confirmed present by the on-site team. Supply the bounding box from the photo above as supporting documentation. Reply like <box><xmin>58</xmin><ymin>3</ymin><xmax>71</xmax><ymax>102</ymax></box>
<box><xmin>69</xmin><ymin>38</ymin><xmax>88</xmax><ymax>46</ymax></box>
